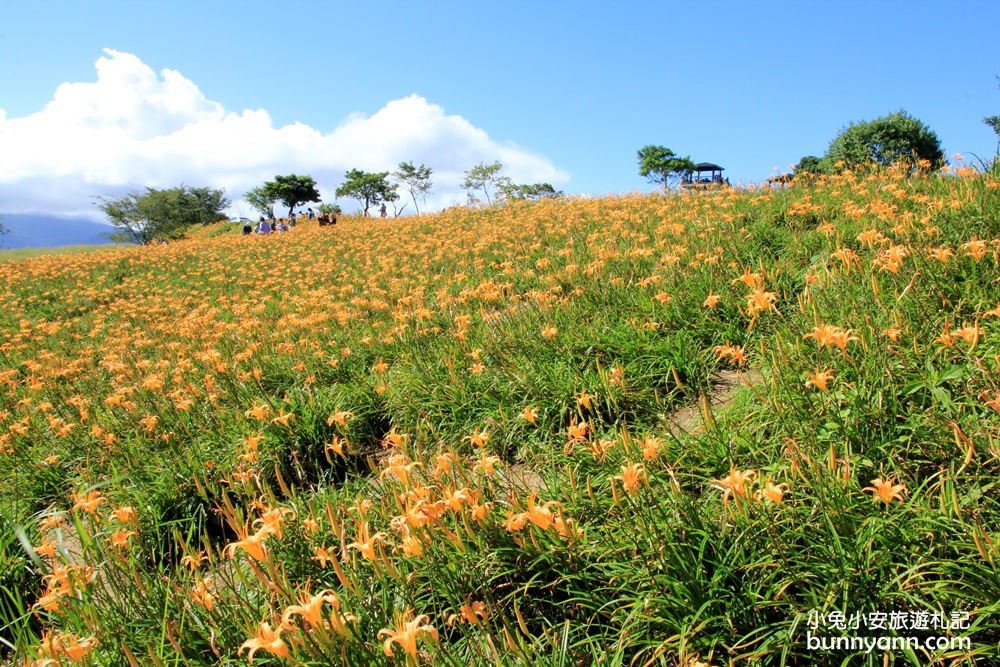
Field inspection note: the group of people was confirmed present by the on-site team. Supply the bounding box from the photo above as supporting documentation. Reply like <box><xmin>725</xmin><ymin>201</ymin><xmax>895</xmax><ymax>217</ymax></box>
<box><xmin>317</xmin><ymin>208</ymin><xmax>339</xmax><ymax>225</ymax></box>
<box><xmin>241</xmin><ymin>208</ymin><xmax>337</xmax><ymax>235</ymax></box>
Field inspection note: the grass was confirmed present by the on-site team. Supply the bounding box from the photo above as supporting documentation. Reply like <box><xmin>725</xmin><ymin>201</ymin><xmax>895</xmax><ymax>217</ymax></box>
<box><xmin>1</xmin><ymin>161</ymin><xmax>999</xmax><ymax>665</ymax></box>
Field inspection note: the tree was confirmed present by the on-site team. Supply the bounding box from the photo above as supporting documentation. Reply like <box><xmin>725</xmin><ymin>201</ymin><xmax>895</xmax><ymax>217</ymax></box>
<box><xmin>393</xmin><ymin>161</ymin><xmax>433</xmax><ymax>214</ymax></box>
<box><xmin>985</xmin><ymin>114</ymin><xmax>1000</xmax><ymax>139</ymax></box>
<box><xmin>246</xmin><ymin>174</ymin><xmax>321</xmax><ymax>218</ymax></box>
<box><xmin>244</xmin><ymin>185</ymin><xmax>278</xmax><ymax>219</ymax></box>
<box><xmin>637</xmin><ymin>145</ymin><xmax>696</xmax><ymax>188</ymax></box>
<box><xmin>318</xmin><ymin>202</ymin><xmax>342</xmax><ymax>215</ymax></box>
<box><xmin>95</xmin><ymin>185</ymin><xmax>230</xmax><ymax>245</ymax></box>
<box><xmin>983</xmin><ymin>116</ymin><xmax>1000</xmax><ymax>137</ymax></box>
<box><xmin>497</xmin><ymin>181</ymin><xmax>563</xmax><ymax>201</ymax></box>
<box><xmin>462</xmin><ymin>161</ymin><xmax>505</xmax><ymax>205</ymax></box>
<box><xmin>821</xmin><ymin>110</ymin><xmax>944</xmax><ymax>172</ymax></box>
<box><xmin>794</xmin><ymin>155</ymin><xmax>823</xmax><ymax>175</ymax></box>
<box><xmin>269</xmin><ymin>174</ymin><xmax>322</xmax><ymax>216</ymax></box>
<box><xmin>335</xmin><ymin>169</ymin><xmax>398</xmax><ymax>216</ymax></box>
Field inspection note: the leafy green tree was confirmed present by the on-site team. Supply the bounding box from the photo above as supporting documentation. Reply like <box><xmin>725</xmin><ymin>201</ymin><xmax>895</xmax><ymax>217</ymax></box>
<box><xmin>462</xmin><ymin>161</ymin><xmax>505</xmax><ymax>205</ymax></box>
<box><xmin>794</xmin><ymin>155</ymin><xmax>823</xmax><ymax>175</ymax></box>
<box><xmin>821</xmin><ymin>110</ymin><xmax>944</xmax><ymax>172</ymax></box>
<box><xmin>984</xmin><ymin>115</ymin><xmax>1000</xmax><ymax>136</ymax></box>
<box><xmin>637</xmin><ymin>145</ymin><xmax>696</xmax><ymax>188</ymax></box>
<box><xmin>497</xmin><ymin>181</ymin><xmax>563</xmax><ymax>201</ymax></box>
<box><xmin>318</xmin><ymin>202</ymin><xmax>342</xmax><ymax>215</ymax></box>
<box><xmin>244</xmin><ymin>185</ymin><xmax>278</xmax><ymax>219</ymax></box>
<box><xmin>245</xmin><ymin>175</ymin><xmax>321</xmax><ymax>219</ymax></box>
<box><xmin>984</xmin><ymin>77</ymin><xmax>1000</xmax><ymax>145</ymax></box>
<box><xmin>335</xmin><ymin>169</ymin><xmax>398</xmax><ymax>216</ymax></box>
<box><xmin>393</xmin><ymin>161</ymin><xmax>434</xmax><ymax>214</ymax></box>
<box><xmin>268</xmin><ymin>174</ymin><xmax>322</xmax><ymax>216</ymax></box>
<box><xmin>95</xmin><ymin>185</ymin><xmax>229</xmax><ymax>245</ymax></box>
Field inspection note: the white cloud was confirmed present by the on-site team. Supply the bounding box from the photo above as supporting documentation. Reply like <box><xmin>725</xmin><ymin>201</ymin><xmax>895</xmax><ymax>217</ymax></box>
<box><xmin>0</xmin><ymin>49</ymin><xmax>569</xmax><ymax>219</ymax></box>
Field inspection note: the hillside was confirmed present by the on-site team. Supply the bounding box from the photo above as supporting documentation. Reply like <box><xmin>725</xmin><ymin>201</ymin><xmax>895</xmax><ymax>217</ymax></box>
<box><xmin>1</xmin><ymin>165</ymin><xmax>999</xmax><ymax>666</ymax></box>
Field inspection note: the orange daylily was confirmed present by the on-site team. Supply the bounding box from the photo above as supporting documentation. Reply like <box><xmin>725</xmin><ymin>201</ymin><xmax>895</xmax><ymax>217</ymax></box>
<box><xmin>703</xmin><ymin>291</ymin><xmax>722</xmax><ymax>309</ymax></box>
<box><xmin>72</xmin><ymin>489</ymin><xmax>106</xmax><ymax>514</ymax></box>
<box><xmin>224</xmin><ymin>526</ymin><xmax>270</xmax><ymax>561</ymax></box>
<box><xmin>447</xmin><ymin>600</ymin><xmax>490</xmax><ymax>627</ymax></box>
<box><xmin>328</xmin><ymin>410</ymin><xmax>354</xmax><ymax>426</ymax></box>
<box><xmin>379</xmin><ymin>609</ymin><xmax>439</xmax><ymax>658</ymax></box>
<box><xmin>712</xmin><ymin>468</ymin><xmax>756</xmax><ymax>504</ymax></box>
<box><xmin>803</xmin><ymin>325</ymin><xmax>856</xmax><ymax>351</ymax></box>
<box><xmin>243</xmin><ymin>403</ymin><xmax>271</xmax><ymax>420</ymax></box>
<box><xmin>714</xmin><ymin>343</ymin><xmax>747</xmax><ymax>366</ymax></box>
<box><xmin>731</xmin><ymin>267</ymin><xmax>764</xmax><ymax>289</ymax></box>
<box><xmin>863</xmin><ymin>477</ymin><xmax>908</xmax><ymax>504</ymax></box>
<box><xmin>756</xmin><ymin>479</ymin><xmax>789</xmax><ymax>504</ymax></box>
<box><xmin>805</xmin><ymin>368</ymin><xmax>835</xmax><ymax>392</ymax></box>
<box><xmin>613</xmin><ymin>462</ymin><xmax>646</xmax><ymax>494</ymax></box>
<box><xmin>473</xmin><ymin>452</ymin><xmax>501</xmax><ymax>476</ymax></box>
<box><xmin>463</xmin><ymin>428</ymin><xmax>490</xmax><ymax>448</ymax></box>
<box><xmin>506</xmin><ymin>492</ymin><xmax>559</xmax><ymax>532</ymax></box>
<box><xmin>347</xmin><ymin>521</ymin><xmax>386</xmax><ymax>562</ymax></box>
<box><xmin>281</xmin><ymin>588</ymin><xmax>347</xmax><ymax>630</ymax></box>
<box><xmin>110</xmin><ymin>505</ymin><xmax>137</xmax><ymax>523</ymax></box>
<box><xmin>254</xmin><ymin>506</ymin><xmax>295</xmax><ymax>539</ymax></box>
<box><xmin>240</xmin><ymin>622</ymin><xmax>290</xmax><ymax>662</ymax></box>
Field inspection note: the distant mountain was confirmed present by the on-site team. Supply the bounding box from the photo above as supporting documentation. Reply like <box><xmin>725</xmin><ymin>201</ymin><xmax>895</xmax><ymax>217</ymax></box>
<box><xmin>0</xmin><ymin>214</ymin><xmax>120</xmax><ymax>249</ymax></box>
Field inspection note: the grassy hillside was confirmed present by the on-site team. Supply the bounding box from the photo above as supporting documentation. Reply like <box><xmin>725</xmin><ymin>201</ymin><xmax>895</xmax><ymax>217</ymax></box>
<box><xmin>1</xmin><ymin>163</ymin><xmax>999</xmax><ymax>665</ymax></box>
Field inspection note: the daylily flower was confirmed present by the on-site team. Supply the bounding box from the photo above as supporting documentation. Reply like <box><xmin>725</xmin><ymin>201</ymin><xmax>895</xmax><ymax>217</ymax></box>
<box><xmin>328</xmin><ymin>410</ymin><xmax>354</xmax><ymax>427</ymax></box>
<box><xmin>863</xmin><ymin>477</ymin><xmax>908</xmax><ymax>504</ymax></box>
<box><xmin>281</xmin><ymin>588</ymin><xmax>344</xmax><ymax>629</ymax></box>
<box><xmin>521</xmin><ymin>406</ymin><xmax>538</xmax><ymax>424</ymax></box>
<box><xmin>712</xmin><ymin>468</ymin><xmax>756</xmax><ymax>504</ymax></box>
<box><xmin>72</xmin><ymin>489</ymin><xmax>106</xmax><ymax>514</ymax></box>
<box><xmin>224</xmin><ymin>526</ymin><xmax>269</xmax><ymax>561</ymax></box>
<box><xmin>240</xmin><ymin>622</ymin><xmax>290</xmax><ymax>662</ymax></box>
<box><xmin>703</xmin><ymin>292</ymin><xmax>722</xmax><ymax>309</ymax></box>
<box><xmin>613</xmin><ymin>462</ymin><xmax>646</xmax><ymax>494</ymax></box>
<box><xmin>805</xmin><ymin>368</ymin><xmax>834</xmax><ymax>392</ymax></box>
<box><xmin>803</xmin><ymin>324</ymin><xmax>856</xmax><ymax>351</ymax></box>
<box><xmin>379</xmin><ymin>609</ymin><xmax>439</xmax><ymax>658</ymax></box>
<box><xmin>756</xmin><ymin>479</ymin><xmax>789</xmax><ymax>504</ymax></box>
<box><xmin>347</xmin><ymin>521</ymin><xmax>386</xmax><ymax>561</ymax></box>
<box><xmin>463</xmin><ymin>428</ymin><xmax>490</xmax><ymax>448</ymax></box>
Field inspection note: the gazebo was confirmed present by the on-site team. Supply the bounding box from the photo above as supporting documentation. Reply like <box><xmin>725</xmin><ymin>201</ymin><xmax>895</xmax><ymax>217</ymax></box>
<box><xmin>680</xmin><ymin>162</ymin><xmax>726</xmax><ymax>188</ymax></box>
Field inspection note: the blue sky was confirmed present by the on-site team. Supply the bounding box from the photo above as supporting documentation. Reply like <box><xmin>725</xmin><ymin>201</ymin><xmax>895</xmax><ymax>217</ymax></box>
<box><xmin>1</xmin><ymin>0</ymin><xmax>998</xmax><ymax>220</ymax></box>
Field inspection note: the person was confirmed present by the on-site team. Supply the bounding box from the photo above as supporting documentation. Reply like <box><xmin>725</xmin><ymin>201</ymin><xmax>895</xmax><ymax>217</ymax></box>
<box><xmin>317</xmin><ymin>211</ymin><xmax>329</xmax><ymax>226</ymax></box>
<box><xmin>380</xmin><ymin>203</ymin><xmax>387</xmax><ymax>219</ymax></box>
<box><xmin>242</xmin><ymin>221</ymin><xmax>253</xmax><ymax>235</ymax></box>
<box><xmin>307</xmin><ymin>208</ymin><xmax>315</xmax><ymax>220</ymax></box>
<box><xmin>288</xmin><ymin>212</ymin><xmax>296</xmax><ymax>228</ymax></box>
<box><xmin>258</xmin><ymin>218</ymin><xmax>272</xmax><ymax>234</ymax></box>
<box><xmin>276</xmin><ymin>220</ymin><xmax>289</xmax><ymax>233</ymax></box>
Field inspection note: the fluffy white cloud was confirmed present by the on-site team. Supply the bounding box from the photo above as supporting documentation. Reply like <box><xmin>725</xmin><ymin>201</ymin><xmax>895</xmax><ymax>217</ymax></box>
<box><xmin>0</xmin><ymin>49</ymin><xmax>568</xmax><ymax>218</ymax></box>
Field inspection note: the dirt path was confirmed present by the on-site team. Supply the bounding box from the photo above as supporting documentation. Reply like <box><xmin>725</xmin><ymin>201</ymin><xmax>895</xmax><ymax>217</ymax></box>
<box><xmin>667</xmin><ymin>368</ymin><xmax>760</xmax><ymax>434</ymax></box>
